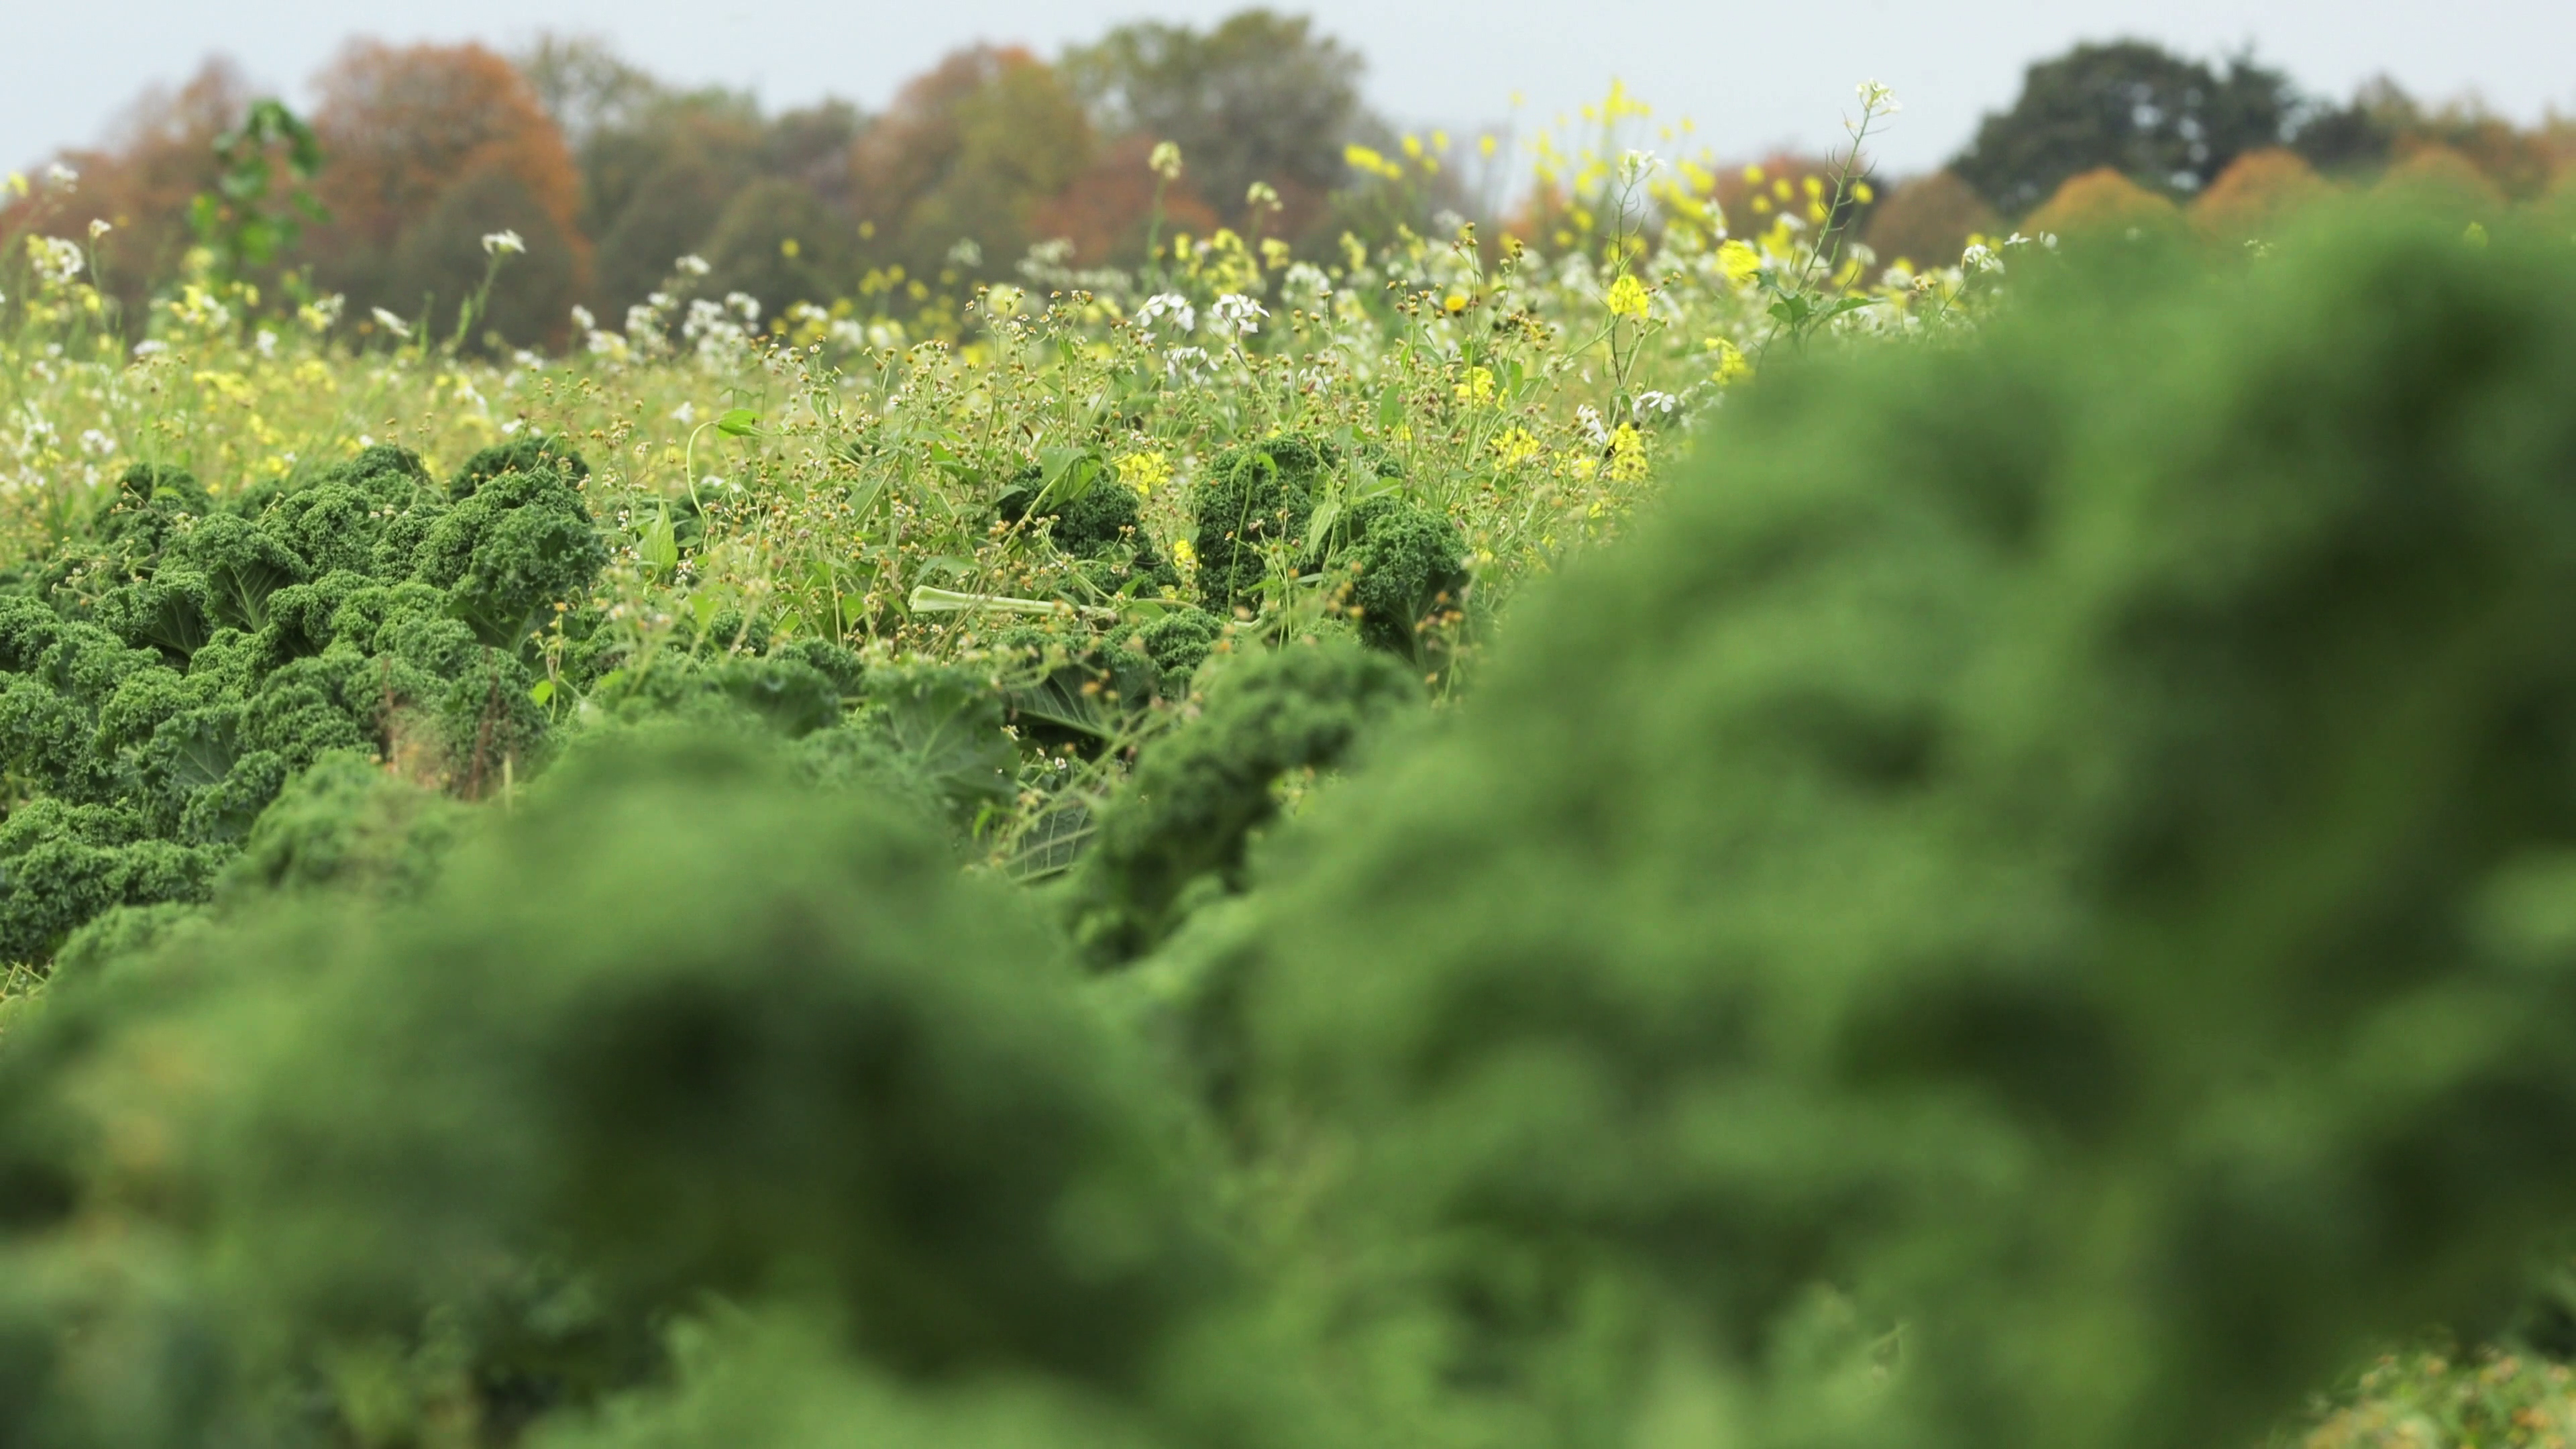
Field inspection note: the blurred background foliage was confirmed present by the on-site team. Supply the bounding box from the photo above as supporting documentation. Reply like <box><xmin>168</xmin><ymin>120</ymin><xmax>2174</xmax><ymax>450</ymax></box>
<box><xmin>3</xmin><ymin>10</ymin><xmax>2567</xmax><ymax>354</ymax></box>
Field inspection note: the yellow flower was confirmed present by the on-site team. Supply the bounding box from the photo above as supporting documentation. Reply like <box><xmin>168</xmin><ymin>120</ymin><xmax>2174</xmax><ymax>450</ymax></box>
<box><xmin>1443</xmin><ymin>291</ymin><xmax>1470</xmax><ymax>315</ymax></box>
<box><xmin>1605</xmin><ymin>273</ymin><xmax>1651</xmax><ymax>319</ymax></box>
<box><xmin>1171</xmin><ymin>537</ymin><xmax>1197</xmax><ymax>569</ymax></box>
<box><xmin>1607</xmin><ymin>423</ymin><xmax>1649</xmax><ymax>481</ymax></box>
<box><xmin>1118</xmin><ymin>450</ymin><xmax>1173</xmax><ymax>494</ymax></box>
<box><xmin>1491</xmin><ymin>427</ymin><xmax>1543</xmax><ymax>467</ymax></box>
<box><xmin>1709</xmin><ymin>339</ymin><xmax>1751</xmax><ymax>386</ymax></box>
<box><xmin>1853</xmin><ymin>180</ymin><xmax>1876</xmax><ymax>204</ymax></box>
<box><xmin>1742</xmin><ymin>164</ymin><xmax>1764</xmax><ymax>184</ymax></box>
<box><xmin>780</xmin><ymin>237</ymin><xmax>802</xmax><ymax>258</ymax></box>
<box><xmin>1344</xmin><ymin>144</ymin><xmax>1401</xmax><ymax>180</ymax></box>
<box><xmin>1717</xmin><ymin>241</ymin><xmax>1763</xmax><ymax>286</ymax></box>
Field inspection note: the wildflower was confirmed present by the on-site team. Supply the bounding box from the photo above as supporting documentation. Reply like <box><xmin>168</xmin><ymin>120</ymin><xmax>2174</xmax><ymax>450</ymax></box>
<box><xmin>1454</xmin><ymin>367</ymin><xmax>1497</xmax><ymax>406</ymax></box>
<box><xmin>87</xmin><ymin>217</ymin><xmax>111</xmax><ymax>239</ymax></box>
<box><xmin>1491</xmin><ymin>427</ymin><xmax>1544</xmax><ymax>467</ymax></box>
<box><xmin>1171</xmin><ymin>536</ymin><xmax>1197</xmax><ymax>570</ymax></box>
<box><xmin>370</xmin><ymin>307</ymin><xmax>413</xmax><ymax>339</ymax></box>
<box><xmin>28</xmin><ymin>235</ymin><xmax>84</xmax><ymax>285</ymax></box>
<box><xmin>1743</xmin><ymin>164</ymin><xmax>1765</xmax><ymax>184</ymax></box>
<box><xmin>1853</xmin><ymin>181</ymin><xmax>1875</xmax><ymax>205</ymax></box>
<box><xmin>3</xmin><ymin>172</ymin><xmax>24</xmax><ymax>198</ymax></box>
<box><xmin>1607</xmin><ymin>423</ymin><xmax>1649</xmax><ymax>481</ymax></box>
<box><xmin>1605</xmin><ymin>273</ymin><xmax>1652</xmax><ymax>320</ymax></box>
<box><xmin>1575</xmin><ymin>404</ymin><xmax>1609</xmax><ymax>448</ymax></box>
<box><xmin>1246</xmin><ymin>180</ymin><xmax>1281</xmax><ymax>212</ymax></box>
<box><xmin>1118</xmin><ymin>451</ymin><xmax>1173</xmax><ymax>494</ymax></box>
<box><xmin>1150</xmin><ymin>142</ymin><xmax>1183</xmax><ymax>180</ymax></box>
<box><xmin>77</xmin><ymin>429</ymin><xmax>115</xmax><ymax>458</ymax></box>
<box><xmin>571</xmin><ymin>304</ymin><xmax>596</xmax><ymax>331</ymax></box>
<box><xmin>675</xmin><ymin>254</ymin><xmax>711</xmax><ymax>277</ymax></box>
<box><xmin>481</xmin><ymin>229</ymin><xmax>525</xmax><ymax>256</ymax></box>
<box><xmin>44</xmin><ymin>162</ymin><xmax>77</xmax><ymax>190</ymax></box>
<box><xmin>671</xmin><ymin>401</ymin><xmax>696</xmax><ymax>425</ymax></box>
<box><xmin>1344</xmin><ymin>144</ymin><xmax>1402</xmax><ymax>181</ymax></box>
<box><xmin>1443</xmin><ymin>292</ymin><xmax>1470</xmax><ymax>315</ymax></box>
<box><xmin>1635</xmin><ymin>390</ymin><xmax>1678</xmax><ymax>415</ymax></box>
<box><xmin>254</xmin><ymin>329</ymin><xmax>277</xmax><ymax>358</ymax></box>
<box><xmin>1717</xmin><ymin>240</ymin><xmax>1763</xmax><ymax>285</ymax></box>
<box><xmin>1960</xmin><ymin>243</ymin><xmax>2002</xmax><ymax>275</ymax></box>
<box><xmin>1165</xmin><ymin>345</ymin><xmax>1213</xmax><ymax>380</ymax></box>
<box><xmin>1709</xmin><ymin>339</ymin><xmax>1752</xmax><ymax>386</ymax></box>
<box><xmin>1208</xmin><ymin>293</ymin><xmax>1269</xmax><ymax>337</ymax></box>
<box><xmin>131</xmin><ymin>339</ymin><xmax>168</xmax><ymax>358</ymax></box>
<box><xmin>1856</xmin><ymin>80</ymin><xmax>1901</xmax><ymax>114</ymax></box>
<box><xmin>1134</xmin><ymin>293</ymin><xmax>1196</xmax><ymax>339</ymax></box>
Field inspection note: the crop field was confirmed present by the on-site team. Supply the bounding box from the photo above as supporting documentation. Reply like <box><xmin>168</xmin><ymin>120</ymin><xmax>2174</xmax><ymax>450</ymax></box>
<box><xmin>6</xmin><ymin>21</ymin><xmax>2576</xmax><ymax>1449</ymax></box>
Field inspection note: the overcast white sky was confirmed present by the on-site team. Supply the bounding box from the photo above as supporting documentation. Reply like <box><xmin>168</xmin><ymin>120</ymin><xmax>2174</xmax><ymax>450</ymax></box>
<box><xmin>13</xmin><ymin>1</ymin><xmax>2573</xmax><ymax>180</ymax></box>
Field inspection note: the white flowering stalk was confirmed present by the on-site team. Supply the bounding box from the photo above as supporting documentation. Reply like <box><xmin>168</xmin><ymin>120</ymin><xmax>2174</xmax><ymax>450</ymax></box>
<box><xmin>1208</xmin><ymin>293</ymin><xmax>1269</xmax><ymax>339</ymax></box>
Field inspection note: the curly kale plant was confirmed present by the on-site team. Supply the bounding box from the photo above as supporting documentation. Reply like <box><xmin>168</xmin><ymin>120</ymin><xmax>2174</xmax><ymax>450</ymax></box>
<box><xmin>0</xmin><ymin>440</ymin><xmax>607</xmax><ymax>963</ymax></box>
<box><xmin>1222</xmin><ymin>219</ymin><xmax>2576</xmax><ymax>1449</ymax></box>
<box><xmin>1065</xmin><ymin>640</ymin><xmax>1420</xmax><ymax>965</ymax></box>
<box><xmin>0</xmin><ymin>736</ymin><xmax>1242</xmax><ymax>1444</ymax></box>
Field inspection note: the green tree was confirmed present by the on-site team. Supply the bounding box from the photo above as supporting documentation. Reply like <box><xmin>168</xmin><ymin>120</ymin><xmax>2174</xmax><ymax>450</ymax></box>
<box><xmin>1061</xmin><ymin>9</ymin><xmax>1372</xmax><ymax>237</ymax></box>
<box><xmin>701</xmin><ymin>176</ymin><xmax>851</xmax><ymax>316</ymax></box>
<box><xmin>1952</xmin><ymin>40</ymin><xmax>2299</xmax><ymax>215</ymax></box>
<box><xmin>852</xmin><ymin>46</ymin><xmax>1093</xmax><ymax>286</ymax></box>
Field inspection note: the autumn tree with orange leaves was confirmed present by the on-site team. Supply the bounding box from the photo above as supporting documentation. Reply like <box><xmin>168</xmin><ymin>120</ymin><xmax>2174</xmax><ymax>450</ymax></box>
<box><xmin>307</xmin><ymin>40</ymin><xmax>588</xmax><ymax>347</ymax></box>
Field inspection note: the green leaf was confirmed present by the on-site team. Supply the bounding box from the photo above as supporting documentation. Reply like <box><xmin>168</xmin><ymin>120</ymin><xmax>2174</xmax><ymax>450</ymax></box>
<box><xmin>906</xmin><ymin>586</ymin><xmax>1110</xmax><ymax>620</ymax></box>
<box><xmin>530</xmin><ymin>678</ymin><xmax>555</xmax><ymax>707</ymax></box>
<box><xmin>639</xmin><ymin>506</ymin><xmax>680</xmax><ymax>576</ymax></box>
<box><xmin>715</xmin><ymin>408</ymin><xmax>761</xmax><ymax>437</ymax></box>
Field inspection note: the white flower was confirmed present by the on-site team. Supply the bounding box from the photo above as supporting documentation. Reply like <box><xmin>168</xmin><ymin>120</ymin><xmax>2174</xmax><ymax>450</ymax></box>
<box><xmin>370</xmin><ymin>307</ymin><xmax>413</xmax><ymax>339</ymax></box>
<box><xmin>1148</xmin><ymin>142</ymin><xmax>1183</xmax><ymax>180</ymax></box>
<box><xmin>1960</xmin><ymin>243</ymin><xmax>2001</xmax><ymax>275</ymax></box>
<box><xmin>501</xmin><ymin>418</ymin><xmax>527</xmax><ymax>436</ymax></box>
<box><xmin>481</xmin><ymin>229</ymin><xmax>525</xmax><ymax>256</ymax></box>
<box><xmin>44</xmin><ymin>162</ymin><xmax>77</xmax><ymax>189</ymax></box>
<box><xmin>30</xmin><ymin>235</ymin><xmax>84</xmax><ymax>285</ymax></box>
<box><xmin>725</xmin><ymin>291</ymin><xmax>760</xmax><ymax>323</ymax></box>
<box><xmin>77</xmin><ymin>429</ymin><xmax>115</xmax><ymax>458</ymax></box>
<box><xmin>1856</xmin><ymin>80</ymin><xmax>1901</xmax><ymax>115</ymax></box>
<box><xmin>570</xmin><ymin>304</ymin><xmax>596</xmax><ymax>331</ymax></box>
<box><xmin>1617</xmin><ymin>150</ymin><xmax>1663</xmax><ymax>185</ymax></box>
<box><xmin>131</xmin><ymin>339</ymin><xmax>168</xmax><ymax>358</ymax></box>
<box><xmin>675</xmin><ymin>254</ymin><xmax>711</xmax><ymax>277</ymax></box>
<box><xmin>1164</xmin><ymin>345</ymin><xmax>1212</xmax><ymax>380</ymax></box>
<box><xmin>1208</xmin><ymin>292</ymin><xmax>1269</xmax><ymax>338</ymax></box>
<box><xmin>1636</xmin><ymin>390</ymin><xmax>1678</xmax><ymax>415</ymax></box>
<box><xmin>254</xmin><ymin>329</ymin><xmax>277</xmax><ymax>358</ymax></box>
<box><xmin>646</xmin><ymin>291</ymin><xmax>674</xmax><ymax>310</ymax></box>
<box><xmin>670</xmin><ymin>401</ymin><xmax>696</xmax><ymax>425</ymax></box>
<box><xmin>1134</xmin><ymin>292</ymin><xmax>1195</xmax><ymax>339</ymax></box>
<box><xmin>1575</xmin><ymin>403</ymin><xmax>1609</xmax><ymax>447</ymax></box>
<box><xmin>87</xmin><ymin>218</ymin><xmax>110</xmax><ymax>239</ymax></box>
